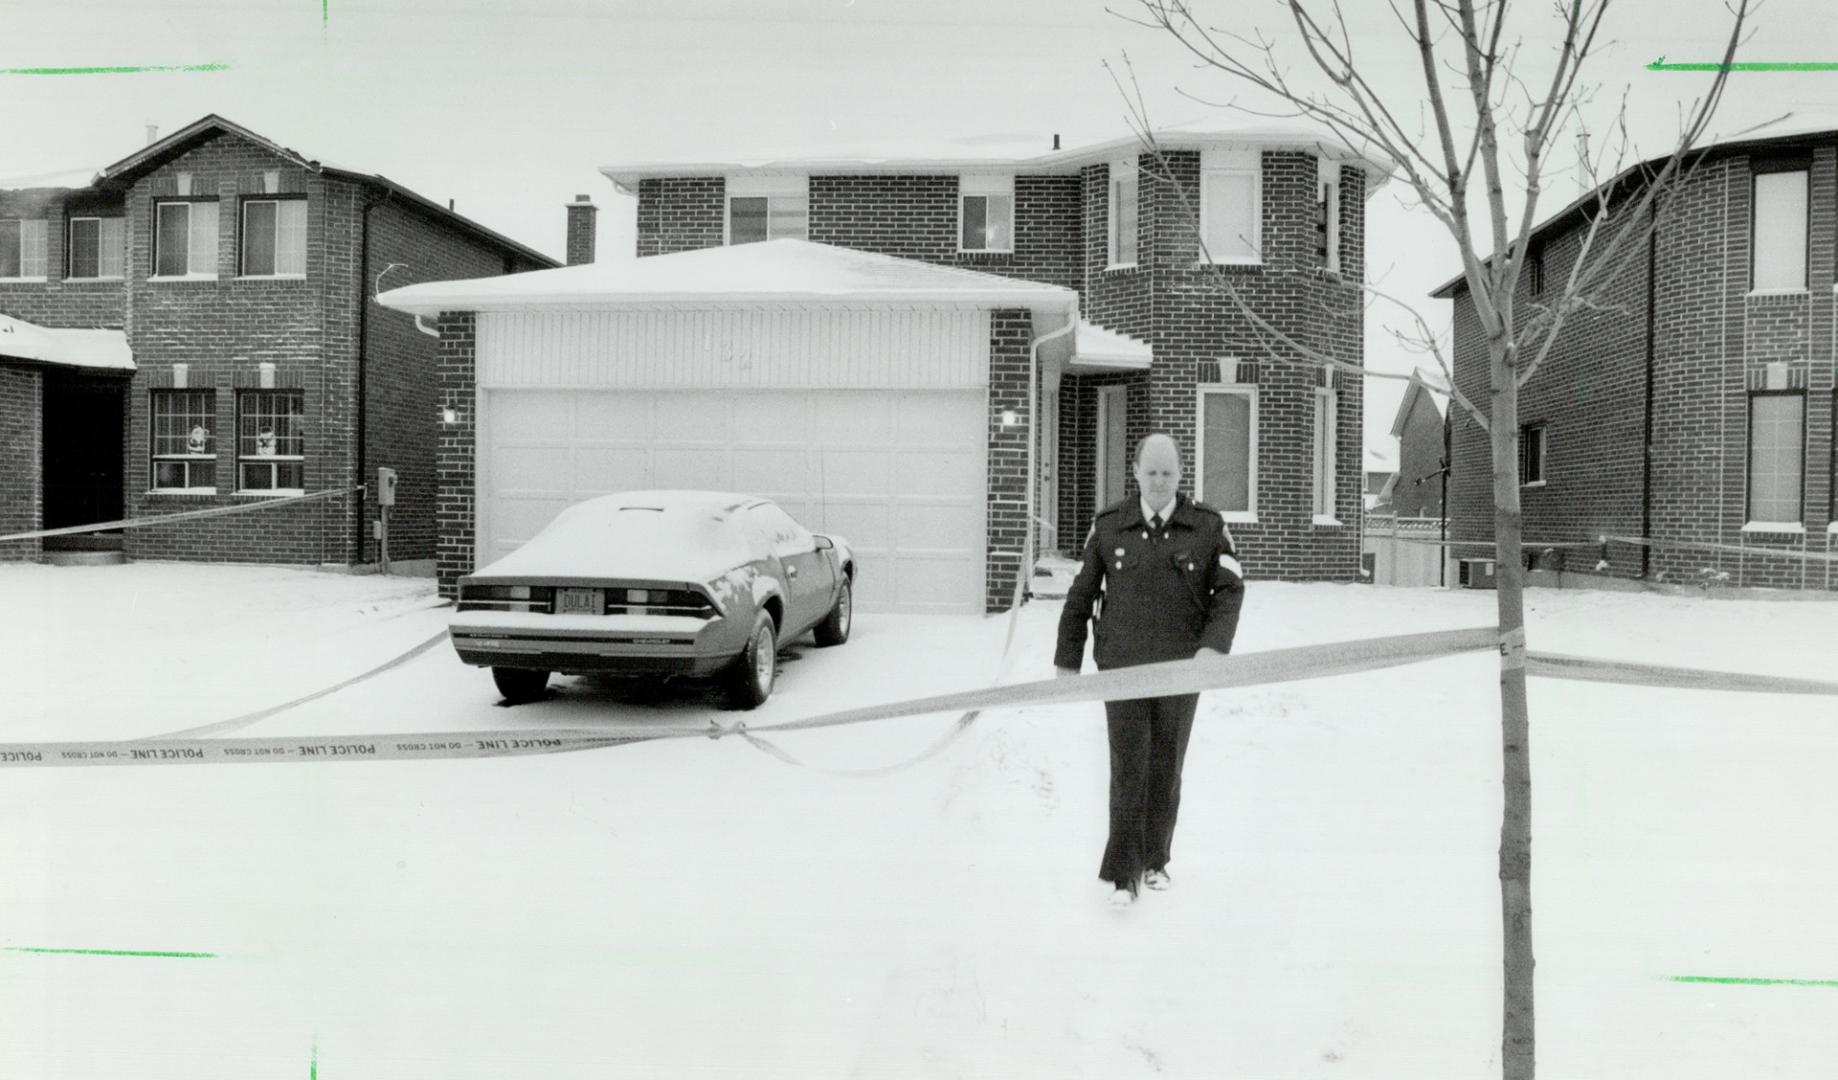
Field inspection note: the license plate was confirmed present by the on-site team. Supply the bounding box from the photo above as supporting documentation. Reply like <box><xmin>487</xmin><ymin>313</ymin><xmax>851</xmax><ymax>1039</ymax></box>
<box><xmin>557</xmin><ymin>587</ymin><xmax>601</xmax><ymax>615</ymax></box>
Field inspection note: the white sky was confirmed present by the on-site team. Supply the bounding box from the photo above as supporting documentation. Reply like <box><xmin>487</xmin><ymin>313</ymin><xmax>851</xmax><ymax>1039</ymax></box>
<box><xmin>4</xmin><ymin>0</ymin><xmax>1831</xmax><ymax>453</ymax></box>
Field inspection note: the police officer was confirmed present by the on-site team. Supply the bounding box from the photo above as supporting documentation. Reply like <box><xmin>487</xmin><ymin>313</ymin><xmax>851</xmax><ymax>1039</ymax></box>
<box><xmin>1055</xmin><ymin>432</ymin><xmax>1245</xmax><ymax>908</ymax></box>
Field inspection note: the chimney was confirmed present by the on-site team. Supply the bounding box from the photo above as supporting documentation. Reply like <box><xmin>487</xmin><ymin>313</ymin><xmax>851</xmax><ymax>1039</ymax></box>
<box><xmin>565</xmin><ymin>193</ymin><xmax>598</xmax><ymax>265</ymax></box>
<box><xmin>145</xmin><ymin>122</ymin><xmax>159</xmax><ymax>146</ymax></box>
<box><xmin>1052</xmin><ymin>133</ymin><xmax>1061</xmax><ymax>151</ymax></box>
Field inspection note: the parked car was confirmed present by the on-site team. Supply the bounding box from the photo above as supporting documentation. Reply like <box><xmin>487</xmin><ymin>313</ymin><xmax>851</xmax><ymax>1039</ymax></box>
<box><xmin>451</xmin><ymin>491</ymin><xmax>854</xmax><ymax>708</ymax></box>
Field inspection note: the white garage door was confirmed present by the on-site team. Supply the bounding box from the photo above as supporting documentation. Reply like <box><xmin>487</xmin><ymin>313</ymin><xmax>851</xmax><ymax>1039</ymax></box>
<box><xmin>481</xmin><ymin>389</ymin><xmax>987</xmax><ymax>615</ymax></box>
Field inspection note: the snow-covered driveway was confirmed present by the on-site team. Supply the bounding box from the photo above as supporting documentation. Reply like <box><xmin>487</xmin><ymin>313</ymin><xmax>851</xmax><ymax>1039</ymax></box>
<box><xmin>3</xmin><ymin>562</ymin><xmax>1835</xmax><ymax>1079</ymax></box>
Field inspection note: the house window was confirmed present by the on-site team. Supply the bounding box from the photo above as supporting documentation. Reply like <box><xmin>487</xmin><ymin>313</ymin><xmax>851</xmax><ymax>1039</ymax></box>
<box><xmin>151</xmin><ymin>390</ymin><xmax>218</xmax><ymax>491</ymax></box>
<box><xmin>1752</xmin><ymin>169</ymin><xmax>1808</xmax><ymax>292</ymax></box>
<box><xmin>959</xmin><ymin>174</ymin><xmax>1014</xmax><ymax>253</ymax></box>
<box><xmin>1196</xmin><ymin>384</ymin><xmax>1258</xmax><ymax>521</ymax></box>
<box><xmin>726</xmin><ymin>175</ymin><xmax>808</xmax><ymax>244</ymax></box>
<box><xmin>67</xmin><ymin>217</ymin><xmax>125</xmax><ymax>280</ymax></box>
<box><xmin>1312</xmin><ymin>388</ymin><xmax>1338</xmax><ymax>521</ymax></box>
<box><xmin>1520</xmin><ymin>423</ymin><xmax>1548</xmax><ymax>486</ymax></box>
<box><xmin>237</xmin><ymin>390</ymin><xmax>306</xmax><ymax>493</ymax></box>
<box><xmin>1526</xmin><ymin>243</ymin><xmax>1545</xmax><ymax>295</ymax></box>
<box><xmin>1317</xmin><ymin>157</ymin><xmax>1340</xmax><ymax>273</ymax></box>
<box><xmin>0</xmin><ymin>218</ymin><xmax>48</xmax><ymax>280</ymax></box>
<box><xmin>240</xmin><ymin>198</ymin><xmax>307</xmax><ymax>276</ymax></box>
<box><xmin>154</xmin><ymin>199</ymin><xmax>220</xmax><ymax>278</ymax></box>
<box><xmin>1200</xmin><ymin>148</ymin><xmax>1261</xmax><ymax>264</ymax></box>
<box><xmin>1108</xmin><ymin>159</ymin><xmax>1138</xmax><ymax>267</ymax></box>
<box><xmin>1747</xmin><ymin>391</ymin><xmax>1803</xmax><ymax>525</ymax></box>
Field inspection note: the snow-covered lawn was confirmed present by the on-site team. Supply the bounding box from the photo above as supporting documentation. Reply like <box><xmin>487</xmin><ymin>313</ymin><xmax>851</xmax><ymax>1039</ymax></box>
<box><xmin>3</xmin><ymin>562</ymin><xmax>1835</xmax><ymax>1079</ymax></box>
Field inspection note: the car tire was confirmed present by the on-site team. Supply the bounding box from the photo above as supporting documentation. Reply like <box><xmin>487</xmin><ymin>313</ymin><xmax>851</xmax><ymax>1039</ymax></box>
<box><xmin>724</xmin><ymin>611</ymin><xmax>777</xmax><ymax>710</ymax></box>
<box><xmin>813</xmin><ymin>578</ymin><xmax>852</xmax><ymax>647</ymax></box>
<box><xmin>492</xmin><ymin>667</ymin><xmax>550</xmax><ymax>705</ymax></box>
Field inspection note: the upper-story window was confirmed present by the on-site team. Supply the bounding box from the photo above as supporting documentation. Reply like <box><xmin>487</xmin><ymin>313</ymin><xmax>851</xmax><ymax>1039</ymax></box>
<box><xmin>1317</xmin><ymin>156</ymin><xmax>1341</xmax><ymax>273</ymax></box>
<box><xmin>959</xmin><ymin>174</ymin><xmax>1014</xmax><ymax>253</ymax></box>
<box><xmin>726</xmin><ymin>175</ymin><xmax>808</xmax><ymax>244</ymax></box>
<box><xmin>240</xmin><ymin>198</ymin><xmax>307</xmax><ymax>276</ymax></box>
<box><xmin>0</xmin><ymin>218</ymin><xmax>48</xmax><ymax>280</ymax></box>
<box><xmin>1751</xmin><ymin>167</ymin><xmax>1808</xmax><ymax>292</ymax></box>
<box><xmin>67</xmin><ymin>217</ymin><xmax>125</xmax><ymax>280</ymax></box>
<box><xmin>1200</xmin><ymin>148</ymin><xmax>1261</xmax><ymax>265</ymax></box>
<box><xmin>1108</xmin><ymin>159</ymin><xmax>1138</xmax><ymax>268</ymax></box>
<box><xmin>154</xmin><ymin>199</ymin><xmax>220</xmax><ymax>278</ymax></box>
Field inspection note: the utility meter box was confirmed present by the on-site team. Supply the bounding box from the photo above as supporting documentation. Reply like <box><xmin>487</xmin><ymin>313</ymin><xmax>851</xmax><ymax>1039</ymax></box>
<box><xmin>377</xmin><ymin>467</ymin><xmax>398</xmax><ymax>507</ymax></box>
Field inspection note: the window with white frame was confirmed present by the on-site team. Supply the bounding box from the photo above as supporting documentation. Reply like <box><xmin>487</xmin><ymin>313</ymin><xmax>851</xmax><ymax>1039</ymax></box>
<box><xmin>1196</xmin><ymin>384</ymin><xmax>1257</xmax><ymax>520</ymax></box>
<box><xmin>959</xmin><ymin>174</ymin><xmax>1014</xmax><ymax>253</ymax></box>
<box><xmin>1752</xmin><ymin>168</ymin><xmax>1808</xmax><ymax>292</ymax></box>
<box><xmin>726</xmin><ymin>175</ymin><xmax>808</xmax><ymax>244</ymax></box>
<box><xmin>151</xmin><ymin>390</ymin><xmax>218</xmax><ymax>491</ymax></box>
<box><xmin>1317</xmin><ymin>156</ymin><xmax>1341</xmax><ymax>273</ymax></box>
<box><xmin>1200</xmin><ymin>148</ymin><xmax>1261</xmax><ymax>264</ymax></box>
<box><xmin>1108</xmin><ymin>159</ymin><xmax>1138</xmax><ymax>267</ymax></box>
<box><xmin>154</xmin><ymin>199</ymin><xmax>220</xmax><ymax>277</ymax></box>
<box><xmin>237</xmin><ymin>390</ymin><xmax>305</xmax><ymax>492</ymax></box>
<box><xmin>67</xmin><ymin>217</ymin><xmax>125</xmax><ymax>280</ymax></box>
<box><xmin>0</xmin><ymin>218</ymin><xmax>48</xmax><ymax>280</ymax></box>
<box><xmin>1747</xmin><ymin>392</ymin><xmax>1803</xmax><ymax>524</ymax></box>
<box><xmin>240</xmin><ymin>198</ymin><xmax>306</xmax><ymax>276</ymax></box>
<box><xmin>1312</xmin><ymin>388</ymin><xmax>1338</xmax><ymax>520</ymax></box>
<box><xmin>1520</xmin><ymin>423</ymin><xmax>1548</xmax><ymax>486</ymax></box>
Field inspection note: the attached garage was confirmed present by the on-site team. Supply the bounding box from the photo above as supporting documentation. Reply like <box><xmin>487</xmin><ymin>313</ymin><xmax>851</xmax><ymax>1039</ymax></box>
<box><xmin>380</xmin><ymin>240</ymin><xmax>1077</xmax><ymax>614</ymax></box>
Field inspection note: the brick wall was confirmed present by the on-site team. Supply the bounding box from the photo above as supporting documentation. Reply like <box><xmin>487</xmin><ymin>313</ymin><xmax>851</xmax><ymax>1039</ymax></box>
<box><xmin>362</xmin><ymin>197</ymin><xmax>521</xmax><ymax>564</ymax></box>
<box><xmin>635</xmin><ymin>178</ymin><xmax>724</xmax><ymax>256</ymax></box>
<box><xmin>986</xmin><ymin>308</ymin><xmax>1033</xmax><ymax>611</ymax></box>
<box><xmin>0</xmin><ymin>364</ymin><xmax>42</xmax><ymax>561</ymax></box>
<box><xmin>1450</xmin><ymin>138</ymin><xmax>1838</xmax><ymax>591</ymax></box>
<box><xmin>434</xmin><ymin>311</ymin><xmax>477</xmax><ymax>597</ymax></box>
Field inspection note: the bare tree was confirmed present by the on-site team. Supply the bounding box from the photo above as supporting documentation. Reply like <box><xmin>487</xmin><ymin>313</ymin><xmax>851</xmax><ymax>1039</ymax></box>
<box><xmin>1114</xmin><ymin>2</ymin><xmax>1751</xmax><ymax>1077</ymax></box>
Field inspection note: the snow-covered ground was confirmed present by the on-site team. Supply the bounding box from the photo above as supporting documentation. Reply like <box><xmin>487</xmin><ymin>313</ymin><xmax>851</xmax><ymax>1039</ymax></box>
<box><xmin>3</xmin><ymin>562</ymin><xmax>1835</xmax><ymax>1079</ymax></box>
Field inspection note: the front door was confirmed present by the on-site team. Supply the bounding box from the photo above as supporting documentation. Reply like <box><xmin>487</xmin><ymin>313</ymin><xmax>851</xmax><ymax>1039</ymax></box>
<box><xmin>42</xmin><ymin>375</ymin><xmax>125</xmax><ymax>533</ymax></box>
<box><xmin>1095</xmin><ymin>384</ymin><xmax>1129</xmax><ymax>508</ymax></box>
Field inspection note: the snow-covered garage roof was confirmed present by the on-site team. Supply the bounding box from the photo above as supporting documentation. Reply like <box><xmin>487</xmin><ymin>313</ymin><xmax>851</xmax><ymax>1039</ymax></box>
<box><xmin>376</xmin><ymin>239</ymin><xmax>1079</xmax><ymax>317</ymax></box>
<box><xmin>1072</xmin><ymin>320</ymin><xmax>1152</xmax><ymax>370</ymax></box>
<box><xmin>0</xmin><ymin>314</ymin><xmax>133</xmax><ymax>371</ymax></box>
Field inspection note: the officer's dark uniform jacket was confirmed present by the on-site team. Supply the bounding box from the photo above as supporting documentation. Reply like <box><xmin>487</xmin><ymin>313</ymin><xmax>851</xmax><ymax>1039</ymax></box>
<box><xmin>1054</xmin><ymin>493</ymin><xmax>1244</xmax><ymax>671</ymax></box>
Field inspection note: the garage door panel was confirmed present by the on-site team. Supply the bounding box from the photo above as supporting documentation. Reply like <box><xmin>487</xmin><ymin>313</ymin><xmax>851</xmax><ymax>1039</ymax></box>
<box><xmin>484</xmin><ymin>387</ymin><xmax>986</xmax><ymax>614</ymax></box>
<box><xmin>894</xmin><ymin>450</ymin><xmax>982</xmax><ymax>496</ymax></box>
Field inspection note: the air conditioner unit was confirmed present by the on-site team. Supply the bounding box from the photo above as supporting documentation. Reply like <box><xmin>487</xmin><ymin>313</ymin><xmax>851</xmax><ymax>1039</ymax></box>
<box><xmin>1458</xmin><ymin>558</ymin><xmax>1497</xmax><ymax>590</ymax></box>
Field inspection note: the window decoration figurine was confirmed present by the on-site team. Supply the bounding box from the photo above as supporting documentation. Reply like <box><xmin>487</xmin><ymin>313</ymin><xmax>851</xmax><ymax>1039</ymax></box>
<box><xmin>256</xmin><ymin>426</ymin><xmax>277</xmax><ymax>456</ymax></box>
<box><xmin>187</xmin><ymin>425</ymin><xmax>211</xmax><ymax>454</ymax></box>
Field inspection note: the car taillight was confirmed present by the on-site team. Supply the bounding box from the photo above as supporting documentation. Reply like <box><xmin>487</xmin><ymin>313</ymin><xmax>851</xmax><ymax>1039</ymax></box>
<box><xmin>457</xmin><ymin>585</ymin><xmax>555</xmax><ymax>613</ymax></box>
<box><xmin>604</xmin><ymin>588</ymin><xmax>717</xmax><ymax>618</ymax></box>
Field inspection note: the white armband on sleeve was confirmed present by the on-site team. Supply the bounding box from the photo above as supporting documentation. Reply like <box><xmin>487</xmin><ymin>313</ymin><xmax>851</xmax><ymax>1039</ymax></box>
<box><xmin>1217</xmin><ymin>553</ymin><xmax>1243</xmax><ymax>582</ymax></box>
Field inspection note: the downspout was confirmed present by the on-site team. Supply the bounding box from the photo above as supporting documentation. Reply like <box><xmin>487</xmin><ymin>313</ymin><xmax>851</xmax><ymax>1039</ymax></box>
<box><xmin>1641</xmin><ymin>201</ymin><xmax>1658</xmax><ymax>580</ymax></box>
<box><xmin>353</xmin><ymin>188</ymin><xmax>389</xmax><ymax>564</ymax></box>
<box><xmin>1028</xmin><ymin>308</ymin><xmax>1078</xmax><ymax>599</ymax></box>
<box><xmin>1440</xmin><ymin>406</ymin><xmax>1451</xmax><ymax>586</ymax></box>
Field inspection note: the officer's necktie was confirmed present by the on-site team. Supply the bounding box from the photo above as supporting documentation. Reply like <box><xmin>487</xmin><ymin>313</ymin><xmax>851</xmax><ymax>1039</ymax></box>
<box><xmin>1149</xmin><ymin>513</ymin><xmax>1163</xmax><ymax>536</ymax></box>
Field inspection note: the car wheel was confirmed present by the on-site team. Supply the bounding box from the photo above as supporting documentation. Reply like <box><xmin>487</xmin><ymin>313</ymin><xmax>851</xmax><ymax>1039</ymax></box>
<box><xmin>813</xmin><ymin>578</ymin><xmax>852</xmax><ymax>647</ymax></box>
<box><xmin>724</xmin><ymin>611</ymin><xmax>777</xmax><ymax>710</ymax></box>
<box><xmin>492</xmin><ymin>667</ymin><xmax>550</xmax><ymax>705</ymax></box>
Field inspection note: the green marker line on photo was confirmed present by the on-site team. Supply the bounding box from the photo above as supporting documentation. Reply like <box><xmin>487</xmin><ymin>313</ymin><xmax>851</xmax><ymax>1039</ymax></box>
<box><xmin>1668</xmin><ymin>975</ymin><xmax>1838</xmax><ymax>988</ymax></box>
<box><xmin>0</xmin><ymin>63</ymin><xmax>229</xmax><ymax>76</ymax></box>
<box><xmin>311</xmin><ymin>1035</ymin><xmax>319</xmax><ymax>1080</ymax></box>
<box><xmin>4</xmin><ymin>946</ymin><xmax>216</xmax><ymax>959</ymax></box>
<box><xmin>1648</xmin><ymin>56</ymin><xmax>1838</xmax><ymax>72</ymax></box>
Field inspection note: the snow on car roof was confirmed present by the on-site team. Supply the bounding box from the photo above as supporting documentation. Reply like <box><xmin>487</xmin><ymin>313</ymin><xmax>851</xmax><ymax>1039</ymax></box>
<box><xmin>474</xmin><ymin>491</ymin><xmax>767</xmax><ymax>583</ymax></box>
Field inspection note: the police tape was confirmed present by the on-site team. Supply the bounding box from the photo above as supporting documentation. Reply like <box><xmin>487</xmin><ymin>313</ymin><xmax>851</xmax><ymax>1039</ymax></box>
<box><xmin>1601</xmin><ymin>534</ymin><xmax>1838</xmax><ymax>565</ymax></box>
<box><xmin>0</xmin><ymin>485</ymin><xmax>365</xmax><ymax>543</ymax></box>
<box><xmin>6</xmin><ymin>625</ymin><xmax>1835</xmax><ymax>770</ymax></box>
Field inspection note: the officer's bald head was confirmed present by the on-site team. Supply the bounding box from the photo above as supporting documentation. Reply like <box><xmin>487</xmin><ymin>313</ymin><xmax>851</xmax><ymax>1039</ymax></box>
<box><xmin>1134</xmin><ymin>433</ymin><xmax>1182</xmax><ymax>508</ymax></box>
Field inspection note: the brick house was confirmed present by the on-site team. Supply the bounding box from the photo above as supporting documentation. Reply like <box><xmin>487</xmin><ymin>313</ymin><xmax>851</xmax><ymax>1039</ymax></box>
<box><xmin>1386</xmin><ymin>370</ymin><xmax>1449</xmax><ymax>520</ymax></box>
<box><xmin>1434</xmin><ymin>122</ymin><xmax>1838</xmax><ymax>590</ymax></box>
<box><xmin>381</xmin><ymin>127</ymin><xmax>1388</xmax><ymax>613</ymax></box>
<box><xmin>0</xmin><ymin>114</ymin><xmax>554</xmax><ymax>566</ymax></box>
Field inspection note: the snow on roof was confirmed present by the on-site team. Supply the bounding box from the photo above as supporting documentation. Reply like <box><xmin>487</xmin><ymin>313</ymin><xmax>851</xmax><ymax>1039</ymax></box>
<box><xmin>0</xmin><ymin>314</ymin><xmax>133</xmax><ymax>371</ymax></box>
<box><xmin>376</xmin><ymin>239</ymin><xmax>1080</xmax><ymax>316</ymax></box>
<box><xmin>601</xmin><ymin>119</ymin><xmax>1395</xmax><ymax>196</ymax></box>
<box><xmin>1364</xmin><ymin>445</ymin><xmax>1397</xmax><ymax>474</ymax></box>
<box><xmin>1072</xmin><ymin>319</ymin><xmax>1152</xmax><ymax>370</ymax></box>
<box><xmin>0</xmin><ymin>166</ymin><xmax>103</xmax><ymax>191</ymax></box>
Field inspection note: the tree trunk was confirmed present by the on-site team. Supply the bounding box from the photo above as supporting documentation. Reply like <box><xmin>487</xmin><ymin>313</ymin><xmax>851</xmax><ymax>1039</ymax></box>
<box><xmin>1489</xmin><ymin>346</ymin><xmax>1535</xmax><ymax>1079</ymax></box>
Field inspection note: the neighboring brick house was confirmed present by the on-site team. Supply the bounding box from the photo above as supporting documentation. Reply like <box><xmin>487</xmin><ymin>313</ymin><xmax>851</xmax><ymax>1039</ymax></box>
<box><xmin>1387</xmin><ymin>370</ymin><xmax>1449</xmax><ymax>519</ymax></box>
<box><xmin>1434</xmin><ymin>122</ymin><xmax>1838</xmax><ymax>590</ymax></box>
<box><xmin>382</xmin><ymin>127</ymin><xmax>1388</xmax><ymax>613</ymax></box>
<box><xmin>0</xmin><ymin>114</ymin><xmax>554</xmax><ymax>566</ymax></box>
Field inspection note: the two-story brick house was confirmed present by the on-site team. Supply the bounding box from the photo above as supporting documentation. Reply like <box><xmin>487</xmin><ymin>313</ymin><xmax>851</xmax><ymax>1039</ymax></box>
<box><xmin>0</xmin><ymin>114</ymin><xmax>554</xmax><ymax>566</ymax></box>
<box><xmin>1435</xmin><ymin>122</ymin><xmax>1838</xmax><ymax>590</ymax></box>
<box><xmin>380</xmin><ymin>126</ymin><xmax>1387</xmax><ymax>613</ymax></box>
